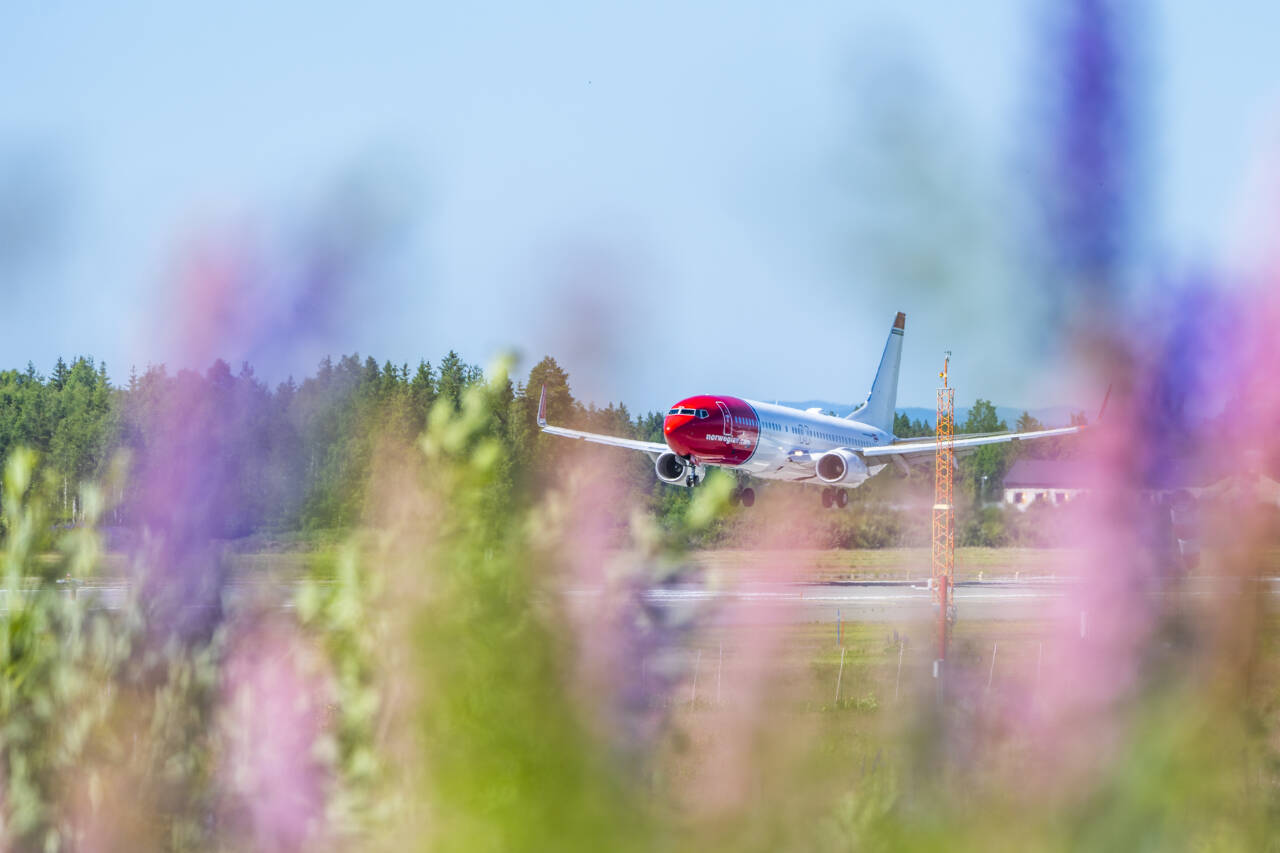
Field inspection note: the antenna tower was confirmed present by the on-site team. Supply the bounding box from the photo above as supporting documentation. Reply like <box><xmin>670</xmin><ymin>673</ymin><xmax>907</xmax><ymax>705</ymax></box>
<box><xmin>932</xmin><ymin>352</ymin><xmax>955</xmax><ymax>665</ymax></box>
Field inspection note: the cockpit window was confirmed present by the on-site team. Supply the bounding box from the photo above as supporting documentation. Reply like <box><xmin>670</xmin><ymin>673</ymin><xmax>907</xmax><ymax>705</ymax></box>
<box><xmin>696</xmin><ymin>409</ymin><xmax>708</xmax><ymax>418</ymax></box>
<box><xmin>668</xmin><ymin>407</ymin><xmax>700</xmax><ymax>416</ymax></box>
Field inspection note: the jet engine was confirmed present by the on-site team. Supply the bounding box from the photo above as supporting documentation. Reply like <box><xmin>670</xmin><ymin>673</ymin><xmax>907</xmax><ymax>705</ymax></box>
<box><xmin>815</xmin><ymin>448</ymin><xmax>870</xmax><ymax>486</ymax></box>
<box><xmin>655</xmin><ymin>451</ymin><xmax>703</xmax><ymax>485</ymax></box>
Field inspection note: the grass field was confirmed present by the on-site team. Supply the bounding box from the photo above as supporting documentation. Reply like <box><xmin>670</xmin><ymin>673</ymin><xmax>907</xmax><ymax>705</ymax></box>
<box><xmin>653</xmin><ymin>607</ymin><xmax>1280</xmax><ymax>847</ymax></box>
<box><xmin>73</xmin><ymin>544</ymin><xmax>1280</xmax><ymax>584</ymax></box>
<box><xmin>686</xmin><ymin>547</ymin><xmax>1083</xmax><ymax>583</ymax></box>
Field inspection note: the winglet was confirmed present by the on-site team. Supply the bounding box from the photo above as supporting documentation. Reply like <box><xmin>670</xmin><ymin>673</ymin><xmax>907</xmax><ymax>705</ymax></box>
<box><xmin>536</xmin><ymin>384</ymin><xmax>548</xmax><ymax>427</ymax></box>
<box><xmin>894</xmin><ymin>311</ymin><xmax>905</xmax><ymax>331</ymax></box>
<box><xmin>1097</xmin><ymin>383</ymin><xmax>1112</xmax><ymax>422</ymax></box>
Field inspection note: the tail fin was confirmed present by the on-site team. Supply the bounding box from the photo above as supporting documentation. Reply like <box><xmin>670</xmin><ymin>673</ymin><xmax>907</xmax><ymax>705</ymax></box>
<box><xmin>847</xmin><ymin>312</ymin><xmax>905</xmax><ymax>432</ymax></box>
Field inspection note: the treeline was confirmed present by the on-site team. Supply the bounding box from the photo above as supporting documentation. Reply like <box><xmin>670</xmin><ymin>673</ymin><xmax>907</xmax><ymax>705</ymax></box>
<box><xmin>892</xmin><ymin>401</ymin><xmax>1085</xmax><ymax>505</ymax></box>
<box><xmin>0</xmin><ymin>358</ymin><xmax>115</xmax><ymax>518</ymax></box>
<box><xmin>0</xmin><ymin>353</ymin><xmax>1079</xmax><ymax>542</ymax></box>
<box><xmin>0</xmin><ymin>352</ymin><xmax>694</xmax><ymax>536</ymax></box>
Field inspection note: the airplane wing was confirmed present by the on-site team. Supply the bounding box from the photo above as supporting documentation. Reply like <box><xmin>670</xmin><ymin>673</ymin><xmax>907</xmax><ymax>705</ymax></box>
<box><xmin>536</xmin><ymin>385</ymin><xmax>669</xmax><ymax>457</ymax></box>
<box><xmin>860</xmin><ymin>425</ymin><xmax>1083</xmax><ymax>465</ymax></box>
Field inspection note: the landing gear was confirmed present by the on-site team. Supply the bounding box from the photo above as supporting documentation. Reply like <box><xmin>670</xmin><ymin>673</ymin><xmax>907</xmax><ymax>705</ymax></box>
<box><xmin>730</xmin><ymin>486</ymin><xmax>756</xmax><ymax>508</ymax></box>
<box><xmin>836</xmin><ymin>489</ymin><xmax>848</xmax><ymax>508</ymax></box>
<box><xmin>822</xmin><ymin>488</ymin><xmax>848</xmax><ymax>509</ymax></box>
<box><xmin>822</xmin><ymin>488</ymin><xmax>833</xmax><ymax>508</ymax></box>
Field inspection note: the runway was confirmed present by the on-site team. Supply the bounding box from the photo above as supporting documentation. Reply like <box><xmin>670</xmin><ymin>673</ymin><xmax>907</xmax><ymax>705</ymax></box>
<box><xmin>7</xmin><ymin>575</ymin><xmax>1278</xmax><ymax>628</ymax></box>
<box><xmin>627</xmin><ymin>580</ymin><xmax>1065</xmax><ymax>623</ymax></box>
<box><xmin>579</xmin><ymin>575</ymin><xmax>1280</xmax><ymax>625</ymax></box>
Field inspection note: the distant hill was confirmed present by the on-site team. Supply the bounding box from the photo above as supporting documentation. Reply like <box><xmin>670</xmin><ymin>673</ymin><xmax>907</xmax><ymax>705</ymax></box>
<box><xmin>777</xmin><ymin>401</ymin><xmax>1085</xmax><ymax>428</ymax></box>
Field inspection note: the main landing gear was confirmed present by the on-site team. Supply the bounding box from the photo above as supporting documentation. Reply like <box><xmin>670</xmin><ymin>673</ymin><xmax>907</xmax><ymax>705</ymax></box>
<box><xmin>729</xmin><ymin>486</ymin><xmax>756</xmax><ymax>508</ymax></box>
<box><xmin>821</xmin><ymin>488</ymin><xmax>849</xmax><ymax>509</ymax></box>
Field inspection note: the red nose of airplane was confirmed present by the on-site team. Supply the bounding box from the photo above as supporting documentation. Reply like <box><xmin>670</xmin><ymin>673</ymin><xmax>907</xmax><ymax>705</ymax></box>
<box><xmin>663</xmin><ymin>406</ymin><xmax>700</xmax><ymax>456</ymax></box>
<box><xmin>663</xmin><ymin>396</ymin><xmax>760</xmax><ymax>464</ymax></box>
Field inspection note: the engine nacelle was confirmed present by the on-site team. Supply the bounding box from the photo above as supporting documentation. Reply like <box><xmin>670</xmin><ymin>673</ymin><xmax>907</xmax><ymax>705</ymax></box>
<box><xmin>655</xmin><ymin>451</ymin><xmax>690</xmax><ymax>484</ymax></box>
<box><xmin>815</xmin><ymin>448</ymin><xmax>870</xmax><ymax>485</ymax></box>
<box><xmin>655</xmin><ymin>451</ymin><xmax>703</xmax><ymax>485</ymax></box>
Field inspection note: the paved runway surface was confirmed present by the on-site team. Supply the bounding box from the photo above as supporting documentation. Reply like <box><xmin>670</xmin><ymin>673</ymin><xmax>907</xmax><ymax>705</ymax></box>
<box><xmin>7</xmin><ymin>575</ymin><xmax>1278</xmax><ymax>628</ymax></box>
<box><xmin>578</xmin><ymin>575</ymin><xmax>1280</xmax><ymax>625</ymax></box>
<box><xmin>631</xmin><ymin>580</ymin><xmax>1066</xmax><ymax>624</ymax></box>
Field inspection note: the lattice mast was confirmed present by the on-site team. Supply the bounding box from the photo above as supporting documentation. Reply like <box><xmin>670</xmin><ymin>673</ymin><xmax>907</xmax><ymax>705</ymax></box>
<box><xmin>931</xmin><ymin>352</ymin><xmax>955</xmax><ymax>662</ymax></box>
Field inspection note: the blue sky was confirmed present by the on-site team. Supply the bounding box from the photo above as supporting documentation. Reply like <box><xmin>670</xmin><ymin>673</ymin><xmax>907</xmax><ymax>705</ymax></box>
<box><xmin>2</xmin><ymin>1</ymin><xmax>1277</xmax><ymax>412</ymax></box>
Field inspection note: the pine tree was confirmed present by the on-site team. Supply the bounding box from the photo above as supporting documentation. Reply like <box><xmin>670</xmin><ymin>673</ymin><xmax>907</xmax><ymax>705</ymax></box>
<box><xmin>51</xmin><ymin>357</ymin><xmax>69</xmax><ymax>390</ymax></box>
<box><xmin>381</xmin><ymin>360</ymin><xmax>401</xmax><ymax>397</ymax></box>
<box><xmin>526</xmin><ymin>356</ymin><xmax>574</xmax><ymax>426</ymax></box>
<box><xmin>438</xmin><ymin>350</ymin><xmax>466</xmax><ymax>411</ymax></box>
<box><xmin>411</xmin><ymin>360</ymin><xmax>436</xmax><ymax>407</ymax></box>
<box><xmin>961</xmin><ymin>399</ymin><xmax>1009</xmax><ymax>504</ymax></box>
<box><xmin>317</xmin><ymin>355</ymin><xmax>334</xmax><ymax>387</ymax></box>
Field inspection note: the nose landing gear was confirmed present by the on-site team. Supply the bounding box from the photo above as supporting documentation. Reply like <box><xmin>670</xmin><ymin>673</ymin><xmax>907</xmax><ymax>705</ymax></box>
<box><xmin>729</xmin><ymin>486</ymin><xmax>756</xmax><ymax>507</ymax></box>
<box><xmin>822</xmin><ymin>488</ymin><xmax>849</xmax><ymax>509</ymax></box>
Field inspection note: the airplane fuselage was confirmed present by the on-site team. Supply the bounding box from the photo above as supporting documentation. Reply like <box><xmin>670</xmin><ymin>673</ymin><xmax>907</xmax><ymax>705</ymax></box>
<box><xmin>537</xmin><ymin>311</ymin><xmax>1082</xmax><ymax>504</ymax></box>
<box><xmin>663</xmin><ymin>396</ymin><xmax>891</xmax><ymax>486</ymax></box>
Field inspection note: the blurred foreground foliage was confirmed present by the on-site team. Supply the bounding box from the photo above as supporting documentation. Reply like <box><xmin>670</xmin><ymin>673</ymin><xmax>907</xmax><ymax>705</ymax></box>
<box><xmin>0</xmin><ymin>449</ymin><xmax>134</xmax><ymax>849</ymax></box>
<box><xmin>1</xmin><ymin>367</ymin><xmax>1279</xmax><ymax>850</ymax></box>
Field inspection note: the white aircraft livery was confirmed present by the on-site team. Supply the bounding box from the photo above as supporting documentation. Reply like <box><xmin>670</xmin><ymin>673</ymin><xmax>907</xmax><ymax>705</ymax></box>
<box><xmin>537</xmin><ymin>312</ymin><xmax>1083</xmax><ymax>508</ymax></box>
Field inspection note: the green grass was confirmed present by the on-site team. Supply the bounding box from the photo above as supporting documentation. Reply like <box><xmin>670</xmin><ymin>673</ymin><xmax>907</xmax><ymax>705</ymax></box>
<box><xmin>687</xmin><ymin>547</ymin><xmax>1081</xmax><ymax>583</ymax></box>
<box><xmin>78</xmin><ymin>544</ymin><xmax>1280</xmax><ymax>584</ymax></box>
<box><xmin>688</xmin><ymin>546</ymin><xmax>1280</xmax><ymax>583</ymax></box>
<box><xmin>656</xmin><ymin>609</ymin><xmax>1280</xmax><ymax>849</ymax></box>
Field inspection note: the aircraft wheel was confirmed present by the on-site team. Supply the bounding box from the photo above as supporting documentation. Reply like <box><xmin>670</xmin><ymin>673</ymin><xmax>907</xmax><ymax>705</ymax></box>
<box><xmin>821</xmin><ymin>488</ymin><xmax>833</xmax><ymax>509</ymax></box>
<box><xmin>836</xmin><ymin>490</ymin><xmax>849</xmax><ymax>508</ymax></box>
<box><xmin>741</xmin><ymin>487</ymin><xmax>756</xmax><ymax>507</ymax></box>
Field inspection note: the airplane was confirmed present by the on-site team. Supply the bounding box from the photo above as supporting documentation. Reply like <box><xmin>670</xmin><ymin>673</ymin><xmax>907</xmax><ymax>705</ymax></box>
<box><xmin>537</xmin><ymin>312</ymin><xmax>1085</xmax><ymax>508</ymax></box>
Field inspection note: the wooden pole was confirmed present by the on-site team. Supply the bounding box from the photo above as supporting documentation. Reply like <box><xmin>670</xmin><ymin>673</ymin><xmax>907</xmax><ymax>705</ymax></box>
<box><xmin>894</xmin><ymin>640</ymin><xmax>904</xmax><ymax>702</ymax></box>
<box><xmin>835</xmin><ymin>647</ymin><xmax>847</xmax><ymax>704</ymax></box>
<box><xmin>716</xmin><ymin>643</ymin><xmax>723</xmax><ymax>706</ymax></box>
<box><xmin>1036</xmin><ymin>641</ymin><xmax>1043</xmax><ymax>692</ymax></box>
<box><xmin>987</xmin><ymin>642</ymin><xmax>998</xmax><ymax>692</ymax></box>
<box><xmin>691</xmin><ymin>649</ymin><xmax>702</xmax><ymax>707</ymax></box>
